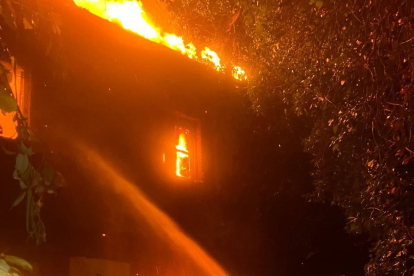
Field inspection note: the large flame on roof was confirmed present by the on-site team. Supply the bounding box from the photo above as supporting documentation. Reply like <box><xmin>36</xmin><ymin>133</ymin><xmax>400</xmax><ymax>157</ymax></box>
<box><xmin>73</xmin><ymin>0</ymin><xmax>247</xmax><ymax>80</ymax></box>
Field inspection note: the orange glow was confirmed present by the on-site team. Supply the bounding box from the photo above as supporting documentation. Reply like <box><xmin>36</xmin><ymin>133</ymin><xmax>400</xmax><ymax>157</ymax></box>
<box><xmin>176</xmin><ymin>128</ymin><xmax>190</xmax><ymax>178</ymax></box>
<box><xmin>0</xmin><ymin>63</ymin><xmax>25</xmax><ymax>139</ymax></box>
<box><xmin>73</xmin><ymin>0</ymin><xmax>247</xmax><ymax>80</ymax></box>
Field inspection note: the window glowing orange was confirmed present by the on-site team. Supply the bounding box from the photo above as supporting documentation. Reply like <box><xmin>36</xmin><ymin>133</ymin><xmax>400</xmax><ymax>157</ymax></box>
<box><xmin>176</xmin><ymin>128</ymin><xmax>190</xmax><ymax>178</ymax></box>
<box><xmin>0</xmin><ymin>62</ymin><xmax>27</xmax><ymax>139</ymax></box>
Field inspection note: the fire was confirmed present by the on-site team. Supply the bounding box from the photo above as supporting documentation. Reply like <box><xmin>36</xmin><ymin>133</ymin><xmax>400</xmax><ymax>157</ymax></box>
<box><xmin>232</xmin><ymin>66</ymin><xmax>247</xmax><ymax>81</ymax></box>
<box><xmin>176</xmin><ymin>129</ymin><xmax>190</xmax><ymax>178</ymax></box>
<box><xmin>201</xmin><ymin>47</ymin><xmax>223</xmax><ymax>71</ymax></box>
<box><xmin>105</xmin><ymin>1</ymin><xmax>160</xmax><ymax>40</ymax></box>
<box><xmin>73</xmin><ymin>0</ymin><xmax>247</xmax><ymax>80</ymax></box>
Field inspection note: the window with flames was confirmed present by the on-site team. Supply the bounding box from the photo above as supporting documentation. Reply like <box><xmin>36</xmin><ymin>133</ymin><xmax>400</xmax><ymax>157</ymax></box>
<box><xmin>173</xmin><ymin>118</ymin><xmax>202</xmax><ymax>182</ymax></box>
<box><xmin>175</xmin><ymin>127</ymin><xmax>190</xmax><ymax>178</ymax></box>
<box><xmin>0</xmin><ymin>61</ymin><xmax>31</xmax><ymax>139</ymax></box>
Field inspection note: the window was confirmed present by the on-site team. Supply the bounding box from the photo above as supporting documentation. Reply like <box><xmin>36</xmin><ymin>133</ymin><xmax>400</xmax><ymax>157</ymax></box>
<box><xmin>173</xmin><ymin>113</ymin><xmax>202</xmax><ymax>182</ymax></box>
<box><xmin>0</xmin><ymin>61</ymin><xmax>30</xmax><ymax>138</ymax></box>
<box><xmin>175</xmin><ymin>127</ymin><xmax>190</xmax><ymax>178</ymax></box>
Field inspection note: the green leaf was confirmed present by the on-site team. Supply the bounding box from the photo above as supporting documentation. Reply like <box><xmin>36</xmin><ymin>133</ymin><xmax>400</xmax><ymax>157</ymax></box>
<box><xmin>12</xmin><ymin>170</ymin><xmax>18</xmax><ymax>180</ymax></box>
<box><xmin>333</xmin><ymin>144</ymin><xmax>339</xmax><ymax>151</ymax></box>
<box><xmin>19</xmin><ymin>180</ymin><xmax>27</xmax><ymax>189</ymax></box>
<box><xmin>0</xmin><ymin>85</ymin><xmax>17</xmax><ymax>113</ymax></box>
<box><xmin>315</xmin><ymin>1</ymin><xmax>323</xmax><ymax>8</ymax></box>
<box><xmin>19</xmin><ymin>142</ymin><xmax>32</xmax><ymax>156</ymax></box>
<box><xmin>2</xmin><ymin>255</ymin><xmax>33</xmax><ymax>272</ymax></box>
<box><xmin>333</xmin><ymin>125</ymin><xmax>338</xmax><ymax>134</ymax></box>
<box><xmin>0</xmin><ymin>259</ymin><xmax>10</xmax><ymax>272</ymax></box>
<box><xmin>15</xmin><ymin>153</ymin><xmax>29</xmax><ymax>174</ymax></box>
<box><xmin>11</xmin><ymin>191</ymin><xmax>26</xmax><ymax>209</ymax></box>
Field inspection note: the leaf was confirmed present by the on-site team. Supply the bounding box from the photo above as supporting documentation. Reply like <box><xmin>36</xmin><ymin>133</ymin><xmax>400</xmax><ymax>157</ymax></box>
<box><xmin>19</xmin><ymin>181</ymin><xmax>27</xmax><ymax>189</ymax></box>
<box><xmin>2</xmin><ymin>255</ymin><xmax>32</xmax><ymax>272</ymax></box>
<box><xmin>12</xmin><ymin>170</ymin><xmax>18</xmax><ymax>180</ymax></box>
<box><xmin>19</xmin><ymin>142</ymin><xmax>32</xmax><ymax>156</ymax></box>
<box><xmin>0</xmin><ymin>85</ymin><xmax>17</xmax><ymax>113</ymax></box>
<box><xmin>315</xmin><ymin>0</ymin><xmax>323</xmax><ymax>8</ymax></box>
<box><xmin>15</xmin><ymin>153</ymin><xmax>29</xmax><ymax>174</ymax></box>
<box><xmin>333</xmin><ymin>125</ymin><xmax>338</xmax><ymax>134</ymax></box>
<box><xmin>333</xmin><ymin>144</ymin><xmax>339</xmax><ymax>151</ymax></box>
<box><xmin>0</xmin><ymin>259</ymin><xmax>10</xmax><ymax>272</ymax></box>
<box><xmin>11</xmin><ymin>191</ymin><xmax>26</xmax><ymax>209</ymax></box>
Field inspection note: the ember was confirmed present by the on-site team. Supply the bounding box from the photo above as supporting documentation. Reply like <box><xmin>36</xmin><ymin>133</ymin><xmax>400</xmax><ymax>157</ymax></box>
<box><xmin>73</xmin><ymin>0</ymin><xmax>247</xmax><ymax>80</ymax></box>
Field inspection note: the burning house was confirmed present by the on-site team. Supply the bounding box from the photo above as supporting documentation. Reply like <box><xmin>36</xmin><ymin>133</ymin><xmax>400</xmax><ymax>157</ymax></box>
<box><xmin>0</xmin><ymin>0</ymin><xmax>250</xmax><ymax>275</ymax></box>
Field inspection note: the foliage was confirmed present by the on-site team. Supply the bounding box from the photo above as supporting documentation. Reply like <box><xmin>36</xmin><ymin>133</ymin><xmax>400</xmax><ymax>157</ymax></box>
<box><xmin>0</xmin><ymin>0</ymin><xmax>64</xmax><ymax>58</ymax></box>
<box><xmin>162</xmin><ymin>0</ymin><xmax>414</xmax><ymax>274</ymax></box>
<box><xmin>0</xmin><ymin>62</ymin><xmax>66</xmax><ymax>244</ymax></box>
<box><xmin>0</xmin><ymin>254</ymin><xmax>32</xmax><ymax>276</ymax></box>
<box><xmin>0</xmin><ymin>0</ymin><xmax>65</xmax><ymax>244</ymax></box>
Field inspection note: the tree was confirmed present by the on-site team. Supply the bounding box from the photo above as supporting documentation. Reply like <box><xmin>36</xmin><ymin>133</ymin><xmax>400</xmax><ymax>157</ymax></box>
<box><xmin>160</xmin><ymin>0</ymin><xmax>414</xmax><ymax>274</ymax></box>
<box><xmin>0</xmin><ymin>0</ymin><xmax>65</xmax><ymax>245</ymax></box>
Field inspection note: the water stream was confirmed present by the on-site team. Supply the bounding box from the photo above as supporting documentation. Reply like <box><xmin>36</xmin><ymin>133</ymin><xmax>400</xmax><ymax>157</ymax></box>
<box><xmin>76</xmin><ymin>144</ymin><xmax>229</xmax><ymax>276</ymax></box>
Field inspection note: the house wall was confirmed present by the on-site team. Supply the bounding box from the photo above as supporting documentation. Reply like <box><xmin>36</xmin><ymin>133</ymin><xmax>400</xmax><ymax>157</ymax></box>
<box><xmin>0</xmin><ymin>3</ymin><xmax>250</xmax><ymax>275</ymax></box>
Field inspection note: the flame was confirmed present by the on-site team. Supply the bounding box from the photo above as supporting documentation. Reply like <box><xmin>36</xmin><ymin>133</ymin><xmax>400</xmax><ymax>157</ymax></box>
<box><xmin>73</xmin><ymin>0</ymin><xmax>247</xmax><ymax>80</ymax></box>
<box><xmin>106</xmin><ymin>1</ymin><xmax>160</xmax><ymax>40</ymax></box>
<box><xmin>201</xmin><ymin>47</ymin><xmax>223</xmax><ymax>71</ymax></box>
<box><xmin>176</xmin><ymin>130</ymin><xmax>190</xmax><ymax>178</ymax></box>
<box><xmin>232</xmin><ymin>66</ymin><xmax>247</xmax><ymax>81</ymax></box>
